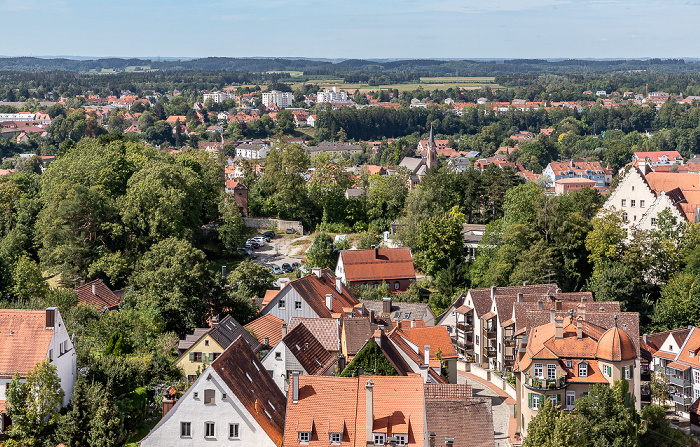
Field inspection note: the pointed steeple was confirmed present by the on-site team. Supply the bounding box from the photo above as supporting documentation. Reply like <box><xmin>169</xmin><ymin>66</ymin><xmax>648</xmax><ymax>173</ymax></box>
<box><xmin>428</xmin><ymin>124</ymin><xmax>435</xmax><ymax>148</ymax></box>
<box><xmin>427</xmin><ymin>124</ymin><xmax>438</xmax><ymax>169</ymax></box>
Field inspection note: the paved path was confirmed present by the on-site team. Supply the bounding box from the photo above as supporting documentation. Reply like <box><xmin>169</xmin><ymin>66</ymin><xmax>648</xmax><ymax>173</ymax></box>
<box><xmin>457</xmin><ymin>370</ymin><xmax>520</xmax><ymax>447</ymax></box>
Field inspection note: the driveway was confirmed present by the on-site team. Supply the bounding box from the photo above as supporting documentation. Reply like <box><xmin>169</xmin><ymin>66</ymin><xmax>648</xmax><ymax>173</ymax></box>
<box><xmin>249</xmin><ymin>234</ymin><xmax>312</xmax><ymax>271</ymax></box>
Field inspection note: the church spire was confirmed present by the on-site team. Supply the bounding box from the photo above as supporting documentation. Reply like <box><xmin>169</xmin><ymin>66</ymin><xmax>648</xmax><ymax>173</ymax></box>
<box><xmin>428</xmin><ymin>124</ymin><xmax>435</xmax><ymax>148</ymax></box>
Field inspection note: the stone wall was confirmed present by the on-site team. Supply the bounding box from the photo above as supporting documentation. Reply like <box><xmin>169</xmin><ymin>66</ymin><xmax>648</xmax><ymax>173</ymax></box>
<box><xmin>243</xmin><ymin>217</ymin><xmax>304</xmax><ymax>234</ymax></box>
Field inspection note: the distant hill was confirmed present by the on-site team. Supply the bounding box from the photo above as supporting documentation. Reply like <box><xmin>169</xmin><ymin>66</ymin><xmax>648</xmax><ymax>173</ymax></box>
<box><xmin>0</xmin><ymin>56</ymin><xmax>698</xmax><ymax>74</ymax></box>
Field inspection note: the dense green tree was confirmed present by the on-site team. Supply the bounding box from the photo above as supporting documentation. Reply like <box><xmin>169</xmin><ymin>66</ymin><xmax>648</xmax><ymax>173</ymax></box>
<box><xmin>226</xmin><ymin>260</ymin><xmax>274</xmax><ymax>300</ymax></box>
<box><xmin>11</xmin><ymin>254</ymin><xmax>48</xmax><ymax>301</ymax></box>
<box><xmin>218</xmin><ymin>194</ymin><xmax>247</xmax><ymax>255</ymax></box>
<box><xmin>305</xmin><ymin>232</ymin><xmax>338</xmax><ymax>270</ymax></box>
<box><xmin>415</xmin><ymin>207</ymin><xmax>464</xmax><ymax>276</ymax></box>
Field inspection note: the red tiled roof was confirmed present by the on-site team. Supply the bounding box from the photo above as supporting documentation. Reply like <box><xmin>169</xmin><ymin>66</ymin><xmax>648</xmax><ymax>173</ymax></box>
<box><xmin>75</xmin><ymin>279</ymin><xmax>120</xmax><ymax>310</ymax></box>
<box><xmin>634</xmin><ymin>151</ymin><xmax>682</xmax><ymax>162</ymax></box>
<box><xmin>289</xmin><ymin>317</ymin><xmax>340</xmax><ymax>352</ymax></box>
<box><xmin>261</xmin><ymin>289</ymin><xmax>280</xmax><ymax>308</ymax></box>
<box><xmin>0</xmin><ymin>310</ymin><xmax>54</xmax><ymax>377</ymax></box>
<box><xmin>283</xmin><ymin>323</ymin><xmax>335</xmax><ymax>376</ymax></box>
<box><xmin>286</xmin><ymin>269</ymin><xmax>359</xmax><ymax>319</ymax></box>
<box><xmin>340</xmin><ymin>248</ymin><xmax>415</xmax><ymax>282</ymax></box>
<box><xmin>399</xmin><ymin>326</ymin><xmax>459</xmax><ymax>360</ymax></box>
<box><xmin>245</xmin><ymin>314</ymin><xmax>285</xmax><ymax>348</ymax></box>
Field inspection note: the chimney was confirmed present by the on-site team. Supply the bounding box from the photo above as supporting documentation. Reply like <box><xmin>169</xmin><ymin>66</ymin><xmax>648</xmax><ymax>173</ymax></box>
<box><xmin>312</xmin><ymin>266</ymin><xmax>322</xmax><ymax>278</ymax></box>
<box><xmin>411</xmin><ymin>320</ymin><xmax>416</xmax><ymax>328</ymax></box>
<box><xmin>429</xmin><ymin>433</ymin><xmax>436</xmax><ymax>447</ymax></box>
<box><xmin>91</xmin><ymin>283</ymin><xmax>96</xmax><ymax>295</ymax></box>
<box><xmin>222</xmin><ymin>265</ymin><xmax>227</xmax><ymax>277</ymax></box>
<box><xmin>537</xmin><ymin>300</ymin><xmax>543</xmax><ymax>311</ymax></box>
<box><xmin>326</xmin><ymin>294</ymin><xmax>334</xmax><ymax>311</ymax></box>
<box><xmin>79</xmin><ymin>279</ymin><xmax>85</xmax><ymax>286</ymax></box>
<box><xmin>162</xmin><ymin>390</ymin><xmax>177</xmax><ymax>417</ymax></box>
<box><xmin>211</xmin><ymin>315</ymin><xmax>219</xmax><ymax>329</ymax></box>
<box><xmin>577</xmin><ymin>316</ymin><xmax>583</xmax><ymax>340</ymax></box>
<box><xmin>550</xmin><ymin>308</ymin><xmax>556</xmax><ymax>323</ymax></box>
<box><xmin>292</xmin><ymin>371</ymin><xmax>299</xmax><ymax>404</ymax></box>
<box><xmin>279</xmin><ymin>278</ymin><xmax>289</xmax><ymax>290</ymax></box>
<box><xmin>579</xmin><ymin>304</ymin><xmax>586</xmax><ymax>321</ymax></box>
<box><xmin>282</xmin><ymin>323</ymin><xmax>288</xmax><ymax>336</ymax></box>
<box><xmin>365</xmin><ymin>380</ymin><xmax>374</xmax><ymax>443</ymax></box>
<box><xmin>522</xmin><ymin>281</ymin><xmax>529</xmax><ymax>286</ymax></box>
<box><xmin>555</xmin><ymin>300</ymin><xmax>562</xmax><ymax>311</ymax></box>
<box><xmin>491</xmin><ymin>286</ymin><xmax>497</xmax><ymax>300</ymax></box>
<box><xmin>336</xmin><ymin>277</ymin><xmax>343</xmax><ymax>294</ymax></box>
<box><xmin>517</xmin><ymin>293</ymin><xmax>523</xmax><ymax>303</ymax></box>
<box><xmin>374</xmin><ymin>246</ymin><xmax>379</xmax><ymax>259</ymax></box>
<box><xmin>338</xmin><ymin>354</ymin><xmax>346</xmax><ymax>372</ymax></box>
<box><xmin>382</xmin><ymin>297</ymin><xmax>392</xmax><ymax>314</ymax></box>
<box><xmin>369</xmin><ymin>309</ymin><xmax>375</xmax><ymax>323</ymax></box>
<box><xmin>555</xmin><ymin>317</ymin><xmax>563</xmax><ymax>340</ymax></box>
<box><xmin>424</xmin><ymin>345</ymin><xmax>430</xmax><ymax>365</ymax></box>
<box><xmin>643</xmin><ymin>334</ymin><xmax>648</xmax><ymax>344</ymax></box>
<box><xmin>45</xmin><ymin>307</ymin><xmax>56</xmax><ymax>328</ymax></box>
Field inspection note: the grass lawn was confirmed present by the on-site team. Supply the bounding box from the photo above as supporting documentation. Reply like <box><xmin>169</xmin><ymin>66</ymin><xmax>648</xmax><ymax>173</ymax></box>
<box><xmin>124</xmin><ymin>415</ymin><xmax>161</xmax><ymax>446</ymax></box>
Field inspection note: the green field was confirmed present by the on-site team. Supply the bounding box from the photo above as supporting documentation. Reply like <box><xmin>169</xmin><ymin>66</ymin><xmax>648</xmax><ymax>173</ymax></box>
<box><xmin>420</xmin><ymin>76</ymin><xmax>495</xmax><ymax>84</ymax></box>
<box><xmin>266</xmin><ymin>70</ymin><xmax>304</xmax><ymax>76</ymax></box>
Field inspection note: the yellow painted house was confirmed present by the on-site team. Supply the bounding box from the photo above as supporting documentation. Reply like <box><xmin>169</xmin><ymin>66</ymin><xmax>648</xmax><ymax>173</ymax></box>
<box><xmin>176</xmin><ymin>315</ymin><xmax>261</xmax><ymax>382</ymax></box>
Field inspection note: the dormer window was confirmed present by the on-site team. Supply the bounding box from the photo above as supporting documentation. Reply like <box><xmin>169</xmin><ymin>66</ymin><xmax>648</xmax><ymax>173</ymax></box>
<box><xmin>298</xmin><ymin>432</ymin><xmax>310</xmax><ymax>444</ymax></box>
<box><xmin>394</xmin><ymin>434</ymin><xmax>407</xmax><ymax>445</ymax></box>
<box><xmin>330</xmin><ymin>432</ymin><xmax>342</xmax><ymax>444</ymax></box>
<box><xmin>579</xmin><ymin>362</ymin><xmax>588</xmax><ymax>378</ymax></box>
<box><xmin>374</xmin><ymin>433</ymin><xmax>386</xmax><ymax>445</ymax></box>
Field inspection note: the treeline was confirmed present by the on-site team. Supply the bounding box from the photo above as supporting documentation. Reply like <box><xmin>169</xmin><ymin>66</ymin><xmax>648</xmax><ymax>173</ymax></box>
<box><xmin>3</xmin><ymin>56</ymin><xmax>700</xmax><ymax>75</ymax></box>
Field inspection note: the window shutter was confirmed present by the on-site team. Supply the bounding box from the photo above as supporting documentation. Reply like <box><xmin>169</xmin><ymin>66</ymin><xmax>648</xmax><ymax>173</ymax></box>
<box><xmin>625</xmin><ymin>393</ymin><xmax>630</xmax><ymax>408</ymax></box>
<box><xmin>209</xmin><ymin>352</ymin><xmax>214</xmax><ymax>361</ymax></box>
<box><xmin>557</xmin><ymin>394</ymin><xmax>561</xmax><ymax>405</ymax></box>
<box><xmin>583</xmin><ymin>392</ymin><xmax>589</xmax><ymax>397</ymax></box>
<box><xmin>189</xmin><ymin>352</ymin><xmax>194</xmax><ymax>362</ymax></box>
<box><xmin>528</xmin><ymin>393</ymin><xmax>532</xmax><ymax>408</ymax></box>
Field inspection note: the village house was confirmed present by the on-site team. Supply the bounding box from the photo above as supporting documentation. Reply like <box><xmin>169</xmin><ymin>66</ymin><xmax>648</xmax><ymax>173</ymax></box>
<box><xmin>261</xmin><ymin>323</ymin><xmax>336</xmax><ymax>393</ymax></box>
<box><xmin>514</xmin><ymin>313</ymin><xmax>641</xmax><ymax>438</ymax></box>
<box><xmin>554</xmin><ymin>177</ymin><xmax>597</xmax><ymax>195</ymax></box>
<box><xmin>175</xmin><ymin>315</ymin><xmax>261</xmax><ymax>383</ymax></box>
<box><xmin>245</xmin><ymin>314</ymin><xmax>286</xmax><ymax>350</ymax></box>
<box><xmin>224</xmin><ymin>179</ymin><xmax>249</xmax><ymax>216</ymax></box>
<box><xmin>235</xmin><ymin>141</ymin><xmax>269</xmax><ymax>159</ymax></box>
<box><xmin>141</xmin><ymin>337</ymin><xmax>286</xmax><ymax>447</ymax></box>
<box><xmin>74</xmin><ymin>279</ymin><xmax>120</xmax><ymax>310</ymax></box>
<box><xmin>307</xmin><ymin>142</ymin><xmax>362</xmax><ymax>159</ymax></box>
<box><xmin>288</xmin><ymin>317</ymin><xmax>341</xmax><ymax>356</ymax></box>
<box><xmin>335</xmin><ymin>247</ymin><xmax>416</xmax><ymax>292</ymax></box>
<box><xmin>258</xmin><ymin>268</ymin><xmax>362</xmax><ymax>324</ymax></box>
<box><xmin>0</xmin><ymin>308</ymin><xmax>76</xmax><ymax>433</ymax></box>
<box><xmin>632</xmin><ymin>150</ymin><xmax>684</xmax><ymax>167</ymax></box>
<box><xmin>360</xmin><ymin>297</ymin><xmax>436</xmax><ymax>327</ymax></box>
<box><xmin>543</xmin><ymin>159</ymin><xmax>611</xmax><ymax>187</ymax></box>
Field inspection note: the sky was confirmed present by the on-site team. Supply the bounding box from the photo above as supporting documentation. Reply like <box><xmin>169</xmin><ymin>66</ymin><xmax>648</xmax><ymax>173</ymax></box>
<box><xmin>2</xmin><ymin>0</ymin><xmax>699</xmax><ymax>59</ymax></box>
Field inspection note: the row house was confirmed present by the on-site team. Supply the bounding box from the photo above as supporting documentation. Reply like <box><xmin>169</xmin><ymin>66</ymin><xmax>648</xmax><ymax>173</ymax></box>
<box><xmin>335</xmin><ymin>247</ymin><xmax>416</xmax><ymax>292</ymax></box>
<box><xmin>514</xmin><ymin>313</ymin><xmax>641</xmax><ymax>438</ymax></box>
<box><xmin>438</xmin><ymin>284</ymin><xmax>595</xmax><ymax>372</ymax></box>
<box><xmin>632</xmin><ymin>150</ymin><xmax>684</xmax><ymax>167</ymax></box>
<box><xmin>543</xmin><ymin>159</ymin><xmax>612</xmax><ymax>187</ymax></box>
<box><xmin>645</xmin><ymin>326</ymin><xmax>700</xmax><ymax>417</ymax></box>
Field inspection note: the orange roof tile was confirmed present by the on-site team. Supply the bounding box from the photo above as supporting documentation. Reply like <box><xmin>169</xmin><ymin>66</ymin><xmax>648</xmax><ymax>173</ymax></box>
<box><xmin>245</xmin><ymin>314</ymin><xmax>285</xmax><ymax>348</ymax></box>
<box><xmin>0</xmin><ymin>309</ymin><xmax>54</xmax><ymax>377</ymax></box>
<box><xmin>596</xmin><ymin>325</ymin><xmax>637</xmax><ymax>361</ymax></box>
<box><xmin>399</xmin><ymin>326</ymin><xmax>458</xmax><ymax>360</ymax></box>
<box><xmin>645</xmin><ymin>172</ymin><xmax>700</xmax><ymax>193</ymax></box>
<box><xmin>75</xmin><ymin>279</ymin><xmax>120</xmax><ymax>310</ymax></box>
<box><xmin>340</xmin><ymin>248</ymin><xmax>415</xmax><ymax>283</ymax></box>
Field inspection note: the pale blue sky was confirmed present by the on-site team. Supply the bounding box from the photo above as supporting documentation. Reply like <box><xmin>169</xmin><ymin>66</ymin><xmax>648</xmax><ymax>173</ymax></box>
<box><xmin>2</xmin><ymin>0</ymin><xmax>699</xmax><ymax>58</ymax></box>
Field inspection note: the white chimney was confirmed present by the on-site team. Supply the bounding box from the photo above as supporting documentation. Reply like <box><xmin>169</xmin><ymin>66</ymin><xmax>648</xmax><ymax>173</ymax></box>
<box><xmin>326</xmin><ymin>294</ymin><xmax>334</xmax><ymax>311</ymax></box>
<box><xmin>490</xmin><ymin>286</ymin><xmax>496</xmax><ymax>300</ymax></box>
<box><xmin>292</xmin><ymin>371</ymin><xmax>299</xmax><ymax>404</ymax></box>
<box><xmin>365</xmin><ymin>380</ymin><xmax>374</xmax><ymax>443</ymax></box>
<box><xmin>336</xmin><ymin>277</ymin><xmax>343</xmax><ymax>294</ymax></box>
<box><xmin>424</xmin><ymin>345</ymin><xmax>430</xmax><ymax>365</ymax></box>
<box><xmin>411</xmin><ymin>320</ymin><xmax>416</xmax><ymax>328</ymax></box>
<box><xmin>92</xmin><ymin>283</ymin><xmax>96</xmax><ymax>295</ymax></box>
<box><xmin>279</xmin><ymin>278</ymin><xmax>289</xmax><ymax>290</ymax></box>
<box><xmin>312</xmin><ymin>267</ymin><xmax>322</xmax><ymax>278</ymax></box>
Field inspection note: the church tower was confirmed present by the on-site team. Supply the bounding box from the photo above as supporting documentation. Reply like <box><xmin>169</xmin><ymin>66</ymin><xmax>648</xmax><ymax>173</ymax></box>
<box><xmin>427</xmin><ymin>124</ymin><xmax>438</xmax><ymax>169</ymax></box>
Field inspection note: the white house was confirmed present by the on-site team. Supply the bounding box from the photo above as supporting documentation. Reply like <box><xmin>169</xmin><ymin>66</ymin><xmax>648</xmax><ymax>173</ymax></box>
<box><xmin>235</xmin><ymin>142</ymin><xmax>269</xmax><ymax>160</ymax></box>
<box><xmin>141</xmin><ymin>336</ymin><xmax>286</xmax><ymax>447</ymax></box>
<box><xmin>317</xmin><ymin>87</ymin><xmax>348</xmax><ymax>103</ymax></box>
<box><xmin>632</xmin><ymin>151</ymin><xmax>684</xmax><ymax>167</ymax></box>
<box><xmin>0</xmin><ymin>308</ymin><xmax>76</xmax><ymax>433</ymax></box>
<box><xmin>262</xmin><ymin>91</ymin><xmax>294</xmax><ymax>108</ymax></box>
<box><xmin>306</xmin><ymin>115</ymin><xmax>316</xmax><ymax>127</ymax></box>
<box><xmin>260</xmin><ymin>323</ymin><xmax>336</xmax><ymax>393</ymax></box>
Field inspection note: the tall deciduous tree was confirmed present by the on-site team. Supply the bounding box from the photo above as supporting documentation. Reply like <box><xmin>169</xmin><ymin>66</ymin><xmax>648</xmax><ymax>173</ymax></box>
<box><xmin>415</xmin><ymin>207</ymin><xmax>464</xmax><ymax>277</ymax></box>
<box><xmin>306</xmin><ymin>232</ymin><xmax>338</xmax><ymax>270</ymax></box>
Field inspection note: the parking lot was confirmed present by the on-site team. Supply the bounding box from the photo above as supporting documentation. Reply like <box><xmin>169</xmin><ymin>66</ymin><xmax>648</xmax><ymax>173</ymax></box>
<box><xmin>246</xmin><ymin>233</ymin><xmax>312</xmax><ymax>273</ymax></box>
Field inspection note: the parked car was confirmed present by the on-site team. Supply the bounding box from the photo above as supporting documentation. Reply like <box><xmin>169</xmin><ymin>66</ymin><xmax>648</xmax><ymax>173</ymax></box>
<box><xmin>263</xmin><ymin>231</ymin><xmax>275</xmax><ymax>239</ymax></box>
<box><xmin>237</xmin><ymin>247</ymin><xmax>253</xmax><ymax>256</ymax></box>
<box><xmin>291</xmin><ymin>262</ymin><xmax>300</xmax><ymax>270</ymax></box>
<box><xmin>270</xmin><ymin>265</ymin><xmax>283</xmax><ymax>275</ymax></box>
<box><xmin>286</xmin><ymin>228</ymin><xmax>296</xmax><ymax>234</ymax></box>
<box><xmin>246</xmin><ymin>240</ymin><xmax>260</xmax><ymax>249</ymax></box>
<box><xmin>282</xmin><ymin>263</ymin><xmax>293</xmax><ymax>273</ymax></box>
<box><xmin>252</xmin><ymin>236</ymin><xmax>266</xmax><ymax>246</ymax></box>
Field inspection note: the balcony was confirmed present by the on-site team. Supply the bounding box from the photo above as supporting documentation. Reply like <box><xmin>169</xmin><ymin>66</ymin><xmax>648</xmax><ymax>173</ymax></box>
<box><xmin>456</xmin><ymin>323</ymin><xmax>473</xmax><ymax>333</ymax></box>
<box><xmin>524</xmin><ymin>374</ymin><xmax>567</xmax><ymax>391</ymax></box>
<box><xmin>503</xmin><ymin>338</ymin><xmax>516</xmax><ymax>347</ymax></box>
<box><xmin>485</xmin><ymin>327</ymin><xmax>497</xmax><ymax>338</ymax></box>
<box><xmin>451</xmin><ymin>337</ymin><xmax>474</xmax><ymax>351</ymax></box>
<box><xmin>672</xmin><ymin>394</ymin><xmax>693</xmax><ymax>406</ymax></box>
<box><xmin>485</xmin><ymin>346</ymin><xmax>497</xmax><ymax>357</ymax></box>
<box><xmin>669</xmin><ymin>375</ymin><xmax>691</xmax><ymax>387</ymax></box>
<box><xmin>504</xmin><ymin>355</ymin><xmax>515</xmax><ymax>367</ymax></box>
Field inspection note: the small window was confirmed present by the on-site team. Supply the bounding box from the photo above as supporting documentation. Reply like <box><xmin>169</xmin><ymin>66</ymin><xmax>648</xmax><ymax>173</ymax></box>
<box><xmin>404</xmin><ymin>312</ymin><xmax>411</xmax><ymax>319</ymax></box>
<box><xmin>204</xmin><ymin>339</ymin><xmax>210</xmax><ymax>346</ymax></box>
<box><xmin>631</xmin><ymin>200</ymin><xmax>636</xmax><ymax>207</ymax></box>
<box><xmin>295</xmin><ymin>301</ymin><xmax>302</xmax><ymax>310</ymax></box>
<box><xmin>651</xmin><ymin>218</ymin><xmax>657</xmax><ymax>225</ymax></box>
<box><xmin>187</xmin><ymin>374</ymin><xmax>196</xmax><ymax>384</ymax></box>
<box><xmin>279</xmin><ymin>300</ymin><xmax>286</xmax><ymax>309</ymax></box>
<box><xmin>330</xmin><ymin>432</ymin><xmax>341</xmax><ymax>444</ymax></box>
<box><xmin>632</xmin><ymin>186</ymin><xmax>635</xmax><ymax>191</ymax></box>
<box><xmin>532</xmin><ymin>394</ymin><xmax>540</xmax><ymax>410</ymax></box>
<box><xmin>566</xmin><ymin>360</ymin><xmax>572</xmax><ymax>368</ymax></box>
<box><xmin>690</xmin><ymin>350</ymin><xmax>695</xmax><ymax>358</ymax></box>
<box><xmin>299</xmin><ymin>432</ymin><xmax>310</xmax><ymax>443</ymax></box>
<box><xmin>205</xmin><ymin>422</ymin><xmax>215</xmax><ymax>438</ymax></box>
<box><xmin>621</xmin><ymin>199</ymin><xmax>626</xmax><ymax>207</ymax></box>
<box><xmin>374</xmin><ymin>433</ymin><xmax>386</xmax><ymax>445</ymax></box>
<box><xmin>625</xmin><ymin>366</ymin><xmax>631</xmax><ymax>380</ymax></box>
<box><xmin>394</xmin><ymin>282</ymin><xmax>400</xmax><ymax>290</ymax></box>
<box><xmin>193</xmin><ymin>392</ymin><xmax>199</xmax><ymax>399</ymax></box>
<box><xmin>579</xmin><ymin>363</ymin><xmax>588</xmax><ymax>378</ymax></box>
<box><xmin>222</xmin><ymin>393</ymin><xmax>227</xmax><ymax>400</ymax></box>
<box><xmin>275</xmin><ymin>352</ymin><xmax>282</xmax><ymax>360</ymax></box>
<box><xmin>204</xmin><ymin>389</ymin><xmax>216</xmax><ymax>404</ymax></box>
<box><xmin>547</xmin><ymin>364</ymin><xmax>557</xmax><ymax>379</ymax></box>
<box><xmin>534</xmin><ymin>363</ymin><xmax>543</xmax><ymax>378</ymax></box>
<box><xmin>623</xmin><ymin>212</ymin><xmax>628</xmax><ymax>222</ymax></box>
<box><xmin>395</xmin><ymin>434</ymin><xmax>407</xmax><ymax>445</ymax></box>
<box><xmin>181</xmin><ymin>421</ymin><xmax>191</xmax><ymax>437</ymax></box>
<box><xmin>48</xmin><ymin>349</ymin><xmax>53</xmax><ymax>361</ymax></box>
<box><xmin>229</xmin><ymin>423</ymin><xmax>239</xmax><ymax>439</ymax></box>
<box><xmin>640</xmin><ymin>200</ymin><xmax>645</xmax><ymax>208</ymax></box>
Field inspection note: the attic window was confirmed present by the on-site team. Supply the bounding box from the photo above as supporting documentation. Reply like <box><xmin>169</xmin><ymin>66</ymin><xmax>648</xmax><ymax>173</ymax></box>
<box><xmin>566</xmin><ymin>360</ymin><xmax>572</xmax><ymax>368</ymax></box>
<box><xmin>690</xmin><ymin>350</ymin><xmax>695</xmax><ymax>358</ymax></box>
<box><xmin>299</xmin><ymin>432</ymin><xmax>311</xmax><ymax>444</ymax></box>
<box><xmin>394</xmin><ymin>311</ymin><xmax>401</xmax><ymax>319</ymax></box>
<box><xmin>268</xmin><ymin>400</ymin><xmax>276</xmax><ymax>412</ymax></box>
<box><xmin>246</xmin><ymin>372</ymin><xmax>253</xmax><ymax>383</ymax></box>
<box><xmin>253</xmin><ymin>361</ymin><xmax>261</xmax><ymax>372</ymax></box>
<box><xmin>264</xmin><ymin>409</ymin><xmax>272</xmax><ymax>419</ymax></box>
<box><xmin>330</xmin><ymin>433</ymin><xmax>342</xmax><ymax>444</ymax></box>
<box><xmin>204</xmin><ymin>340</ymin><xmax>209</xmax><ymax>346</ymax></box>
<box><xmin>404</xmin><ymin>312</ymin><xmax>411</xmax><ymax>319</ymax></box>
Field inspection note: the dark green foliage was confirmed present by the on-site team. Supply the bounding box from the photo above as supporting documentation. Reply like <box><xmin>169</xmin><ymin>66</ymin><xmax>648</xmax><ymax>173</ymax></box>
<box><xmin>339</xmin><ymin>339</ymin><xmax>397</xmax><ymax>377</ymax></box>
<box><xmin>116</xmin><ymin>387</ymin><xmax>148</xmax><ymax>432</ymax></box>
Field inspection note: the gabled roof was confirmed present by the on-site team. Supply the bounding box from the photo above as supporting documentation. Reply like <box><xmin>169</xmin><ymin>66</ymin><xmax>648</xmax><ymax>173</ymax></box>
<box><xmin>289</xmin><ymin>317</ymin><xmax>340</xmax><ymax>352</ymax></box>
<box><xmin>342</xmin><ymin>317</ymin><xmax>378</xmax><ymax>356</ymax></box>
<box><xmin>283</xmin><ymin>323</ymin><xmax>336</xmax><ymax>376</ymax></box>
<box><xmin>75</xmin><ymin>279</ymin><xmax>120</xmax><ymax>310</ymax></box>
<box><xmin>468</xmin><ymin>284</ymin><xmax>559</xmax><ymax>318</ymax></box>
<box><xmin>283</xmin><ymin>375</ymin><xmax>425</xmax><ymax>447</ymax></box>
<box><xmin>272</xmin><ymin>268</ymin><xmax>358</xmax><ymax>319</ymax></box>
<box><xmin>645</xmin><ymin>172</ymin><xmax>699</xmax><ymax>193</ymax></box>
<box><xmin>245</xmin><ymin>313</ymin><xmax>286</xmax><ymax>348</ymax></box>
<box><xmin>177</xmin><ymin>315</ymin><xmax>261</xmax><ymax>354</ymax></box>
<box><xmin>360</xmin><ymin>299</ymin><xmax>435</xmax><ymax>323</ymax></box>
<box><xmin>0</xmin><ymin>309</ymin><xmax>55</xmax><ymax>377</ymax></box>
<box><xmin>398</xmin><ymin>326</ymin><xmax>459</xmax><ymax>360</ymax></box>
<box><xmin>340</xmin><ymin>248</ymin><xmax>416</xmax><ymax>282</ymax></box>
